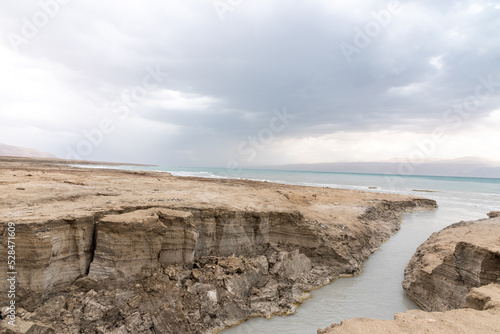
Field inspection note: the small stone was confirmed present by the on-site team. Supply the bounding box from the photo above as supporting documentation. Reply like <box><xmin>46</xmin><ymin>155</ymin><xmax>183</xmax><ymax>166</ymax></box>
<box><xmin>127</xmin><ymin>295</ymin><xmax>141</xmax><ymax>309</ymax></box>
<box><xmin>487</xmin><ymin>211</ymin><xmax>500</xmax><ymax>218</ymax></box>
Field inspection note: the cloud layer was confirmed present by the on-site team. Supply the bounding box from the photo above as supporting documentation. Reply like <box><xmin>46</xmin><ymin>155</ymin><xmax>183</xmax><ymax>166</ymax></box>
<box><xmin>1</xmin><ymin>0</ymin><xmax>499</xmax><ymax>166</ymax></box>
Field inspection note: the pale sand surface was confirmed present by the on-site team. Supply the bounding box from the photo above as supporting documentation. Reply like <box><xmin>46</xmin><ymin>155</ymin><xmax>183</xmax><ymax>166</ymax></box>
<box><xmin>0</xmin><ymin>156</ymin><xmax>423</xmax><ymax>226</ymax></box>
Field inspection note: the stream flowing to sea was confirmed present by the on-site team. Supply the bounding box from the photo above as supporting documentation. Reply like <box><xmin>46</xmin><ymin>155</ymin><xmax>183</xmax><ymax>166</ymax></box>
<box><xmin>76</xmin><ymin>165</ymin><xmax>500</xmax><ymax>333</ymax></box>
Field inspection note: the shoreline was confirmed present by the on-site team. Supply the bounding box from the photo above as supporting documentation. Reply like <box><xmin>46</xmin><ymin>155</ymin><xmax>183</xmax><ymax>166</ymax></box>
<box><xmin>26</xmin><ymin>156</ymin><xmax>500</xmax><ymax>184</ymax></box>
<box><xmin>0</xmin><ymin>155</ymin><xmax>155</xmax><ymax>167</ymax></box>
<box><xmin>0</xmin><ymin>157</ymin><xmax>437</xmax><ymax>333</ymax></box>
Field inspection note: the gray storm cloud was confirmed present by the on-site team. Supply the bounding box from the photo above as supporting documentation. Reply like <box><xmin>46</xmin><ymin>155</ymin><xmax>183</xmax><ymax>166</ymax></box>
<box><xmin>0</xmin><ymin>0</ymin><xmax>499</xmax><ymax>166</ymax></box>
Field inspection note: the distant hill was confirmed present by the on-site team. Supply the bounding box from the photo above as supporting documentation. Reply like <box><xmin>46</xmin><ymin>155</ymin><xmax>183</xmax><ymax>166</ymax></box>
<box><xmin>0</xmin><ymin>143</ymin><xmax>57</xmax><ymax>159</ymax></box>
<box><xmin>261</xmin><ymin>158</ymin><xmax>500</xmax><ymax>179</ymax></box>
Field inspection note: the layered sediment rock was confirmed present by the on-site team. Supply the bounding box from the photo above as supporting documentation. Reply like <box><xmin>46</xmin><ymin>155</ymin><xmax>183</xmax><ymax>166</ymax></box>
<box><xmin>402</xmin><ymin>217</ymin><xmax>500</xmax><ymax>311</ymax></box>
<box><xmin>0</xmin><ymin>158</ymin><xmax>437</xmax><ymax>333</ymax></box>
<box><xmin>0</xmin><ymin>217</ymin><xmax>95</xmax><ymax>307</ymax></box>
<box><xmin>89</xmin><ymin>209</ymin><xmax>198</xmax><ymax>281</ymax></box>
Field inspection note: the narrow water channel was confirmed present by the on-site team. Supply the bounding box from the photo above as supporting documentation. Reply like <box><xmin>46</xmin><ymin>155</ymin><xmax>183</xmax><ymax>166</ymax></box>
<box><xmin>95</xmin><ymin>166</ymin><xmax>499</xmax><ymax>334</ymax></box>
<box><xmin>223</xmin><ymin>203</ymin><xmax>489</xmax><ymax>334</ymax></box>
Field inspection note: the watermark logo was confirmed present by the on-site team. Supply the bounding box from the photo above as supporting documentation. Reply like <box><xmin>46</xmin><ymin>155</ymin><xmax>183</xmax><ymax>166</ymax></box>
<box><xmin>385</xmin><ymin>74</ymin><xmax>500</xmax><ymax>187</ymax></box>
<box><xmin>64</xmin><ymin>65</ymin><xmax>168</xmax><ymax>161</ymax></box>
<box><xmin>5</xmin><ymin>222</ymin><xmax>17</xmax><ymax>327</ymax></box>
<box><xmin>339</xmin><ymin>1</ymin><xmax>403</xmax><ymax>63</ymax></box>
<box><xmin>226</xmin><ymin>107</ymin><xmax>294</xmax><ymax>174</ymax></box>
<box><xmin>213</xmin><ymin>0</ymin><xmax>244</xmax><ymax>20</ymax></box>
<box><xmin>7</xmin><ymin>0</ymin><xmax>72</xmax><ymax>52</ymax></box>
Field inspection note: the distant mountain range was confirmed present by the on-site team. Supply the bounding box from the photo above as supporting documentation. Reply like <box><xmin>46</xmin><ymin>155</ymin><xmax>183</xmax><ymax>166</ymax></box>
<box><xmin>1</xmin><ymin>142</ymin><xmax>498</xmax><ymax>179</ymax></box>
<box><xmin>0</xmin><ymin>143</ymin><xmax>57</xmax><ymax>159</ymax></box>
<box><xmin>261</xmin><ymin>158</ymin><xmax>500</xmax><ymax>179</ymax></box>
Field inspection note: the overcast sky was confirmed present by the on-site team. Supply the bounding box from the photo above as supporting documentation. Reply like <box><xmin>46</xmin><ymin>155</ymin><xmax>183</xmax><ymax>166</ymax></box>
<box><xmin>1</xmin><ymin>0</ymin><xmax>499</xmax><ymax>167</ymax></box>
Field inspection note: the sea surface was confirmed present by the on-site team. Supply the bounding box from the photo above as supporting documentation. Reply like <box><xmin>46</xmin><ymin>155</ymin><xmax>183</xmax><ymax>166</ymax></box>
<box><xmin>77</xmin><ymin>165</ymin><xmax>500</xmax><ymax>333</ymax></box>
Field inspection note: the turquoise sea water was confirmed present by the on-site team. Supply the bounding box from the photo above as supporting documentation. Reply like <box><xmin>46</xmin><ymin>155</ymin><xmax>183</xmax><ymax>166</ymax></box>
<box><xmin>76</xmin><ymin>165</ymin><xmax>499</xmax><ymax>333</ymax></box>
<box><xmin>85</xmin><ymin>165</ymin><xmax>500</xmax><ymax>210</ymax></box>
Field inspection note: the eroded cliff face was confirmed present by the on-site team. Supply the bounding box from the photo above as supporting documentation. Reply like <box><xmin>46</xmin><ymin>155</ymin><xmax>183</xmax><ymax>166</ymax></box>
<box><xmin>0</xmin><ymin>159</ymin><xmax>437</xmax><ymax>334</ymax></box>
<box><xmin>0</xmin><ymin>200</ymin><xmax>436</xmax><ymax>334</ymax></box>
<box><xmin>402</xmin><ymin>217</ymin><xmax>500</xmax><ymax>312</ymax></box>
<box><xmin>0</xmin><ymin>217</ymin><xmax>96</xmax><ymax>307</ymax></box>
<box><xmin>1</xmin><ymin>199</ymin><xmax>434</xmax><ymax>306</ymax></box>
<box><xmin>0</xmin><ymin>208</ymin><xmax>328</xmax><ymax>333</ymax></box>
<box><xmin>88</xmin><ymin>209</ymin><xmax>198</xmax><ymax>281</ymax></box>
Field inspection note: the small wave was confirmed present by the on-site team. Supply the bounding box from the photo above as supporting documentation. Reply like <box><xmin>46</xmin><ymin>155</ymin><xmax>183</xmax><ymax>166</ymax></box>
<box><xmin>167</xmin><ymin>171</ymin><xmax>227</xmax><ymax>179</ymax></box>
<box><xmin>68</xmin><ymin>164</ymin><xmax>130</xmax><ymax>170</ymax></box>
<box><xmin>412</xmin><ymin>189</ymin><xmax>439</xmax><ymax>193</ymax></box>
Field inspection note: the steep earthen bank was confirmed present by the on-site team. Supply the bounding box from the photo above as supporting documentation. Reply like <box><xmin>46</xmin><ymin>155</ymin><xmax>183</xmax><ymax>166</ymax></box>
<box><xmin>402</xmin><ymin>217</ymin><xmax>500</xmax><ymax>311</ymax></box>
<box><xmin>319</xmin><ymin>216</ymin><xmax>500</xmax><ymax>334</ymax></box>
<box><xmin>0</xmin><ymin>158</ymin><xmax>436</xmax><ymax>333</ymax></box>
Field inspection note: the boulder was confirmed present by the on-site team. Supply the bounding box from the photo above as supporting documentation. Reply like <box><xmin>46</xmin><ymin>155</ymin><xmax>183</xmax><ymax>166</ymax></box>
<box><xmin>403</xmin><ymin>217</ymin><xmax>500</xmax><ymax>311</ymax></box>
<box><xmin>271</xmin><ymin>250</ymin><xmax>312</xmax><ymax>281</ymax></box>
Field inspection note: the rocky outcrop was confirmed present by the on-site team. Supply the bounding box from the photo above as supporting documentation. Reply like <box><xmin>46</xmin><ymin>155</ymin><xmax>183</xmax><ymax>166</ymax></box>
<box><xmin>0</xmin><ymin>200</ymin><xmax>438</xmax><ymax>334</ymax></box>
<box><xmin>1</xmin><ymin>200</ymin><xmax>434</xmax><ymax>313</ymax></box>
<box><xmin>466</xmin><ymin>283</ymin><xmax>500</xmax><ymax>310</ymax></box>
<box><xmin>488</xmin><ymin>211</ymin><xmax>500</xmax><ymax>218</ymax></box>
<box><xmin>402</xmin><ymin>217</ymin><xmax>500</xmax><ymax>311</ymax></box>
<box><xmin>89</xmin><ymin>209</ymin><xmax>198</xmax><ymax>281</ymax></box>
<box><xmin>0</xmin><ymin>217</ymin><xmax>96</xmax><ymax>308</ymax></box>
<box><xmin>0</xmin><ymin>249</ymin><xmax>322</xmax><ymax>333</ymax></box>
